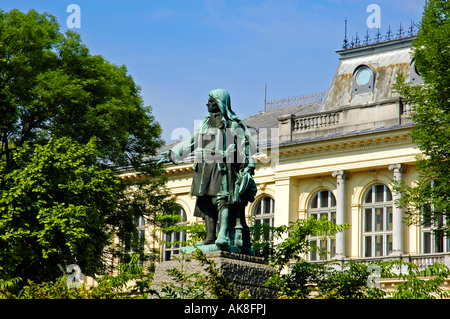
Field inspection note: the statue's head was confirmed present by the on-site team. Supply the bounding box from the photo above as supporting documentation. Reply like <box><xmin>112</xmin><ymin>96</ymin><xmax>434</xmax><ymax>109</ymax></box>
<box><xmin>206</xmin><ymin>95</ymin><xmax>220</xmax><ymax>113</ymax></box>
<box><xmin>207</xmin><ymin>89</ymin><xmax>236</xmax><ymax>121</ymax></box>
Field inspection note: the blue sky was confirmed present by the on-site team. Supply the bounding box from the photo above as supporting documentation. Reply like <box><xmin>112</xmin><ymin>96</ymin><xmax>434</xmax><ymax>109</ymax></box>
<box><xmin>1</xmin><ymin>0</ymin><xmax>425</xmax><ymax>143</ymax></box>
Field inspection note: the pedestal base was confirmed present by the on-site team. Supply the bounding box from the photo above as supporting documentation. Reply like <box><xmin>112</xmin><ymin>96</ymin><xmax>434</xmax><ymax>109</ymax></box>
<box><xmin>149</xmin><ymin>250</ymin><xmax>277</xmax><ymax>299</ymax></box>
<box><xmin>182</xmin><ymin>243</ymin><xmax>255</xmax><ymax>256</ymax></box>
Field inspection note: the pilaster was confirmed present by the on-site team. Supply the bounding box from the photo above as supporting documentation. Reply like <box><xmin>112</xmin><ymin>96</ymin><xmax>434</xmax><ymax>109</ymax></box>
<box><xmin>388</xmin><ymin>163</ymin><xmax>407</xmax><ymax>256</ymax></box>
<box><xmin>332</xmin><ymin>170</ymin><xmax>350</xmax><ymax>258</ymax></box>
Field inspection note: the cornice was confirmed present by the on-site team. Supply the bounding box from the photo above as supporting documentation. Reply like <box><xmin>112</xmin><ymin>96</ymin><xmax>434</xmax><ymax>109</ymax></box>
<box><xmin>277</xmin><ymin>130</ymin><xmax>413</xmax><ymax>161</ymax></box>
<box><xmin>119</xmin><ymin>164</ymin><xmax>194</xmax><ymax>180</ymax></box>
<box><xmin>163</xmin><ymin>165</ymin><xmax>194</xmax><ymax>176</ymax></box>
<box><xmin>121</xmin><ymin>129</ymin><xmax>415</xmax><ymax>180</ymax></box>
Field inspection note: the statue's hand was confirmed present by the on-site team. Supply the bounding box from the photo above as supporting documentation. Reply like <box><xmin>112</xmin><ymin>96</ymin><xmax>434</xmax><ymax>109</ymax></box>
<box><xmin>157</xmin><ymin>151</ymin><xmax>174</xmax><ymax>165</ymax></box>
<box><xmin>224</xmin><ymin>144</ymin><xmax>236</xmax><ymax>158</ymax></box>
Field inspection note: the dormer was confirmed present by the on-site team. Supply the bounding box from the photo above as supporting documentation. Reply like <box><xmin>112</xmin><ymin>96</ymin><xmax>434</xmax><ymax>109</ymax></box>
<box><xmin>320</xmin><ymin>36</ymin><xmax>416</xmax><ymax>112</ymax></box>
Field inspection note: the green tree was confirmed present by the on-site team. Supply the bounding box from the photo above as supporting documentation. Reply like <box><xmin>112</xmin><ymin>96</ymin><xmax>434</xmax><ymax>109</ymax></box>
<box><xmin>2</xmin><ymin>254</ymin><xmax>151</xmax><ymax>299</ymax></box>
<box><xmin>0</xmin><ymin>137</ymin><xmax>119</xmax><ymax>282</ymax></box>
<box><xmin>0</xmin><ymin>9</ymin><xmax>163</xmax><ymax>172</ymax></box>
<box><xmin>270</xmin><ymin>216</ymin><xmax>349</xmax><ymax>269</ymax></box>
<box><xmin>265</xmin><ymin>216</ymin><xmax>351</xmax><ymax>298</ymax></box>
<box><xmin>393</xmin><ymin>0</ymin><xmax>450</xmax><ymax>234</ymax></box>
<box><xmin>110</xmin><ymin>176</ymin><xmax>179</xmax><ymax>267</ymax></box>
<box><xmin>0</xmin><ymin>9</ymin><xmax>178</xmax><ymax>286</ymax></box>
<box><xmin>386</xmin><ymin>261</ymin><xmax>450</xmax><ymax>299</ymax></box>
<box><xmin>263</xmin><ymin>218</ymin><xmax>449</xmax><ymax>299</ymax></box>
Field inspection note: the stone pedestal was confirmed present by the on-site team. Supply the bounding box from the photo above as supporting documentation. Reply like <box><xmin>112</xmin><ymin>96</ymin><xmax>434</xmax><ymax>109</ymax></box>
<box><xmin>182</xmin><ymin>243</ymin><xmax>255</xmax><ymax>255</ymax></box>
<box><xmin>149</xmin><ymin>249</ymin><xmax>277</xmax><ymax>299</ymax></box>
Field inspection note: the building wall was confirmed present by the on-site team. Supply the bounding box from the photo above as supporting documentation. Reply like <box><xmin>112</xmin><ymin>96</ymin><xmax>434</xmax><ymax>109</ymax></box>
<box><xmin>146</xmin><ymin>36</ymin><xmax>448</xmax><ymax>266</ymax></box>
<box><xmin>157</xmin><ymin>127</ymin><xmax>422</xmax><ymax>261</ymax></box>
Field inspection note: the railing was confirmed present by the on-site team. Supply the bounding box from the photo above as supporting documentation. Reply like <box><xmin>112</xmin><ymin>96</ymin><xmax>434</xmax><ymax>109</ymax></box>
<box><xmin>411</xmin><ymin>253</ymin><xmax>450</xmax><ymax>271</ymax></box>
<box><xmin>400</xmin><ymin>97</ymin><xmax>413</xmax><ymax>116</ymax></box>
<box><xmin>265</xmin><ymin>92</ymin><xmax>326</xmax><ymax>112</ymax></box>
<box><xmin>309</xmin><ymin>253</ymin><xmax>450</xmax><ymax>272</ymax></box>
<box><xmin>293</xmin><ymin>111</ymin><xmax>341</xmax><ymax>132</ymax></box>
<box><xmin>342</xmin><ymin>21</ymin><xmax>418</xmax><ymax>50</ymax></box>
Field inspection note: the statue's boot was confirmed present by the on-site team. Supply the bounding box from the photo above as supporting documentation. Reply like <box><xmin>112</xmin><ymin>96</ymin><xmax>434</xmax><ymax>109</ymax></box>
<box><xmin>200</xmin><ymin>214</ymin><xmax>217</xmax><ymax>245</ymax></box>
<box><xmin>215</xmin><ymin>208</ymin><xmax>229</xmax><ymax>246</ymax></box>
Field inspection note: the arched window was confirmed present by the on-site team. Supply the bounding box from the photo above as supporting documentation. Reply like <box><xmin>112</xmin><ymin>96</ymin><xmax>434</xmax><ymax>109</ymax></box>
<box><xmin>422</xmin><ymin>209</ymin><xmax>450</xmax><ymax>254</ymax></box>
<box><xmin>252</xmin><ymin>196</ymin><xmax>275</xmax><ymax>255</ymax></box>
<box><xmin>163</xmin><ymin>206</ymin><xmax>187</xmax><ymax>261</ymax></box>
<box><xmin>253</xmin><ymin>196</ymin><xmax>275</xmax><ymax>228</ymax></box>
<box><xmin>123</xmin><ymin>216</ymin><xmax>146</xmax><ymax>266</ymax></box>
<box><xmin>309</xmin><ymin>190</ymin><xmax>336</xmax><ymax>261</ymax></box>
<box><xmin>421</xmin><ymin>181</ymin><xmax>450</xmax><ymax>253</ymax></box>
<box><xmin>362</xmin><ymin>184</ymin><xmax>393</xmax><ymax>257</ymax></box>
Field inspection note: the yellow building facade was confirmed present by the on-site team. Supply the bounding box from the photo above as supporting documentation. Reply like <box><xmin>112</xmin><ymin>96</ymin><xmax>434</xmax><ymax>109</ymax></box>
<box><xmin>132</xmin><ymin>35</ymin><xmax>450</xmax><ymax>272</ymax></box>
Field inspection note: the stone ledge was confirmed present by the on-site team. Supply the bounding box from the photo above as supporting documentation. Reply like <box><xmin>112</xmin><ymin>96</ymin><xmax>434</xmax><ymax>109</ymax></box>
<box><xmin>181</xmin><ymin>244</ymin><xmax>262</xmax><ymax>262</ymax></box>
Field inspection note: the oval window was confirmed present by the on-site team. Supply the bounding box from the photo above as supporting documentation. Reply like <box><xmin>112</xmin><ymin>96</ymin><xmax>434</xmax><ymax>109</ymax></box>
<box><xmin>356</xmin><ymin>67</ymin><xmax>371</xmax><ymax>85</ymax></box>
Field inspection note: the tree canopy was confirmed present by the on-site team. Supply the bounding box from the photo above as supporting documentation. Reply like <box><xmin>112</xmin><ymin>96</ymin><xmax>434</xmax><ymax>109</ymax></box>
<box><xmin>0</xmin><ymin>9</ymin><xmax>177</xmax><ymax>285</ymax></box>
<box><xmin>0</xmin><ymin>9</ymin><xmax>163</xmax><ymax>172</ymax></box>
<box><xmin>393</xmin><ymin>0</ymin><xmax>450</xmax><ymax>234</ymax></box>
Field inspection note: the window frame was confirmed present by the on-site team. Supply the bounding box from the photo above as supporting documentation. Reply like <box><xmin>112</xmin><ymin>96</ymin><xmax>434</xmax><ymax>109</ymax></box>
<box><xmin>362</xmin><ymin>184</ymin><xmax>393</xmax><ymax>258</ymax></box>
<box><xmin>421</xmin><ymin>206</ymin><xmax>450</xmax><ymax>254</ymax></box>
<box><xmin>352</xmin><ymin>64</ymin><xmax>376</xmax><ymax>95</ymax></box>
<box><xmin>163</xmin><ymin>206</ymin><xmax>187</xmax><ymax>261</ymax></box>
<box><xmin>308</xmin><ymin>190</ymin><xmax>337</xmax><ymax>261</ymax></box>
<box><xmin>253</xmin><ymin>196</ymin><xmax>275</xmax><ymax>229</ymax></box>
<box><xmin>252</xmin><ymin>196</ymin><xmax>275</xmax><ymax>255</ymax></box>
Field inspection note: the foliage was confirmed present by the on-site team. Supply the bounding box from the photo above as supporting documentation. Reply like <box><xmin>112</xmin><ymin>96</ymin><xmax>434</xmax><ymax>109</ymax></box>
<box><xmin>262</xmin><ymin>217</ymin><xmax>361</xmax><ymax>299</ymax></box>
<box><xmin>0</xmin><ymin>8</ymin><xmax>176</xmax><ymax>287</ymax></box>
<box><xmin>89</xmin><ymin>254</ymin><xmax>153</xmax><ymax>299</ymax></box>
<box><xmin>0</xmin><ymin>277</ymin><xmax>22</xmax><ymax>299</ymax></box>
<box><xmin>109</xmin><ymin>176</ymin><xmax>179</xmax><ymax>266</ymax></box>
<box><xmin>192</xmin><ymin>249</ymin><xmax>237</xmax><ymax>299</ymax></box>
<box><xmin>0</xmin><ymin>9</ymin><xmax>164</xmax><ymax>172</ymax></box>
<box><xmin>269</xmin><ymin>216</ymin><xmax>350</xmax><ymax>270</ymax></box>
<box><xmin>382</xmin><ymin>260</ymin><xmax>450</xmax><ymax>299</ymax></box>
<box><xmin>250</xmin><ymin>219</ymin><xmax>286</xmax><ymax>259</ymax></box>
<box><xmin>392</xmin><ymin>0</ymin><xmax>450</xmax><ymax>234</ymax></box>
<box><xmin>0</xmin><ymin>254</ymin><xmax>153</xmax><ymax>299</ymax></box>
<box><xmin>267</xmin><ymin>259</ymin><xmax>323</xmax><ymax>299</ymax></box>
<box><xmin>261</xmin><ymin>216</ymin><xmax>450</xmax><ymax>299</ymax></box>
<box><xmin>315</xmin><ymin>261</ymin><xmax>385</xmax><ymax>299</ymax></box>
<box><xmin>16</xmin><ymin>277</ymin><xmax>87</xmax><ymax>299</ymax></box>
<box><xmin>159</xmin><ymin>219</ymin><xmax>207</xmax><ymax>249</ymax></box>
<box><xmin>0</xmin><ymin>137</ymin><xmax>118</xmax><ymax>283</ymax></box>
<box><xmin>0</xmin><ymin>135</ymin><xmax>178</xmax><ymax>285</ymax></box>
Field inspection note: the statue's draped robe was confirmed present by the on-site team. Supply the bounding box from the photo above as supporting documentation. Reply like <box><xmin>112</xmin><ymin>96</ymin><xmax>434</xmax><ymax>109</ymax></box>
<box><xmin>167</xmin><ymin>89</ymin><xmax>257</xmax><ymax>219</ymax></box>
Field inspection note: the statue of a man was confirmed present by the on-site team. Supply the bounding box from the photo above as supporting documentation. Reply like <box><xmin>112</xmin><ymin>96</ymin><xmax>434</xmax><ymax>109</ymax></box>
<box><xmin>158</xmin><ymin>89</ymin><xmax>257</xmax><ymax>247</ymax></box>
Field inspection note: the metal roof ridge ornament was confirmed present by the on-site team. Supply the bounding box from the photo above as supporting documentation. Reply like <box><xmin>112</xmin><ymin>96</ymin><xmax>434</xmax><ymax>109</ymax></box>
<box><xmin>341</xmin><ymin>20</ymin><xmax>418</xmax><ymax>50</ymax></box>
<box><xmin>264</xmin><ymin>91</ymin><xmax>326</xmax><ymax>112</ymax></box>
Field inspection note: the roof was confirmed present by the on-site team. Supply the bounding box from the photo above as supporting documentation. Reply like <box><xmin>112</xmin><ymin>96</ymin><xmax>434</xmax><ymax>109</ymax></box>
<box><xmin>320</xmin><ymin>36</ymin><xmax>414</xmax><ymax>112</ymax></box>
<box><xmin>243</xmin><ymin>103</ymin><xmax>321</xmax><ymax>130</ymax></box>
<box><xmin>158</xmin><ymin>36</ymin><xmax>417</xmax><ymax>156</ymax></box>
<box><xmin>157</xmin><ymin>102</ymin><xmax>322</xmax><ymax>156</ymax></box>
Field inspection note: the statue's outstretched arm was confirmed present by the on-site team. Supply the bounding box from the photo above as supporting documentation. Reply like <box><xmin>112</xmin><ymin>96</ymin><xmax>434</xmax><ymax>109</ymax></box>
<box><xmin>157</xmin><ymin>122</ymin><xmax>203</xmax><ymax>165</ymax></box>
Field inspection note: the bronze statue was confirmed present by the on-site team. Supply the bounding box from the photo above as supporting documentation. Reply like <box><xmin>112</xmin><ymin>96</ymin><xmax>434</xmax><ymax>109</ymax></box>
<box><xmin>158</xmin><ymin>89</ymin><xmax>257</xmax><ymax>249</ymax></box>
